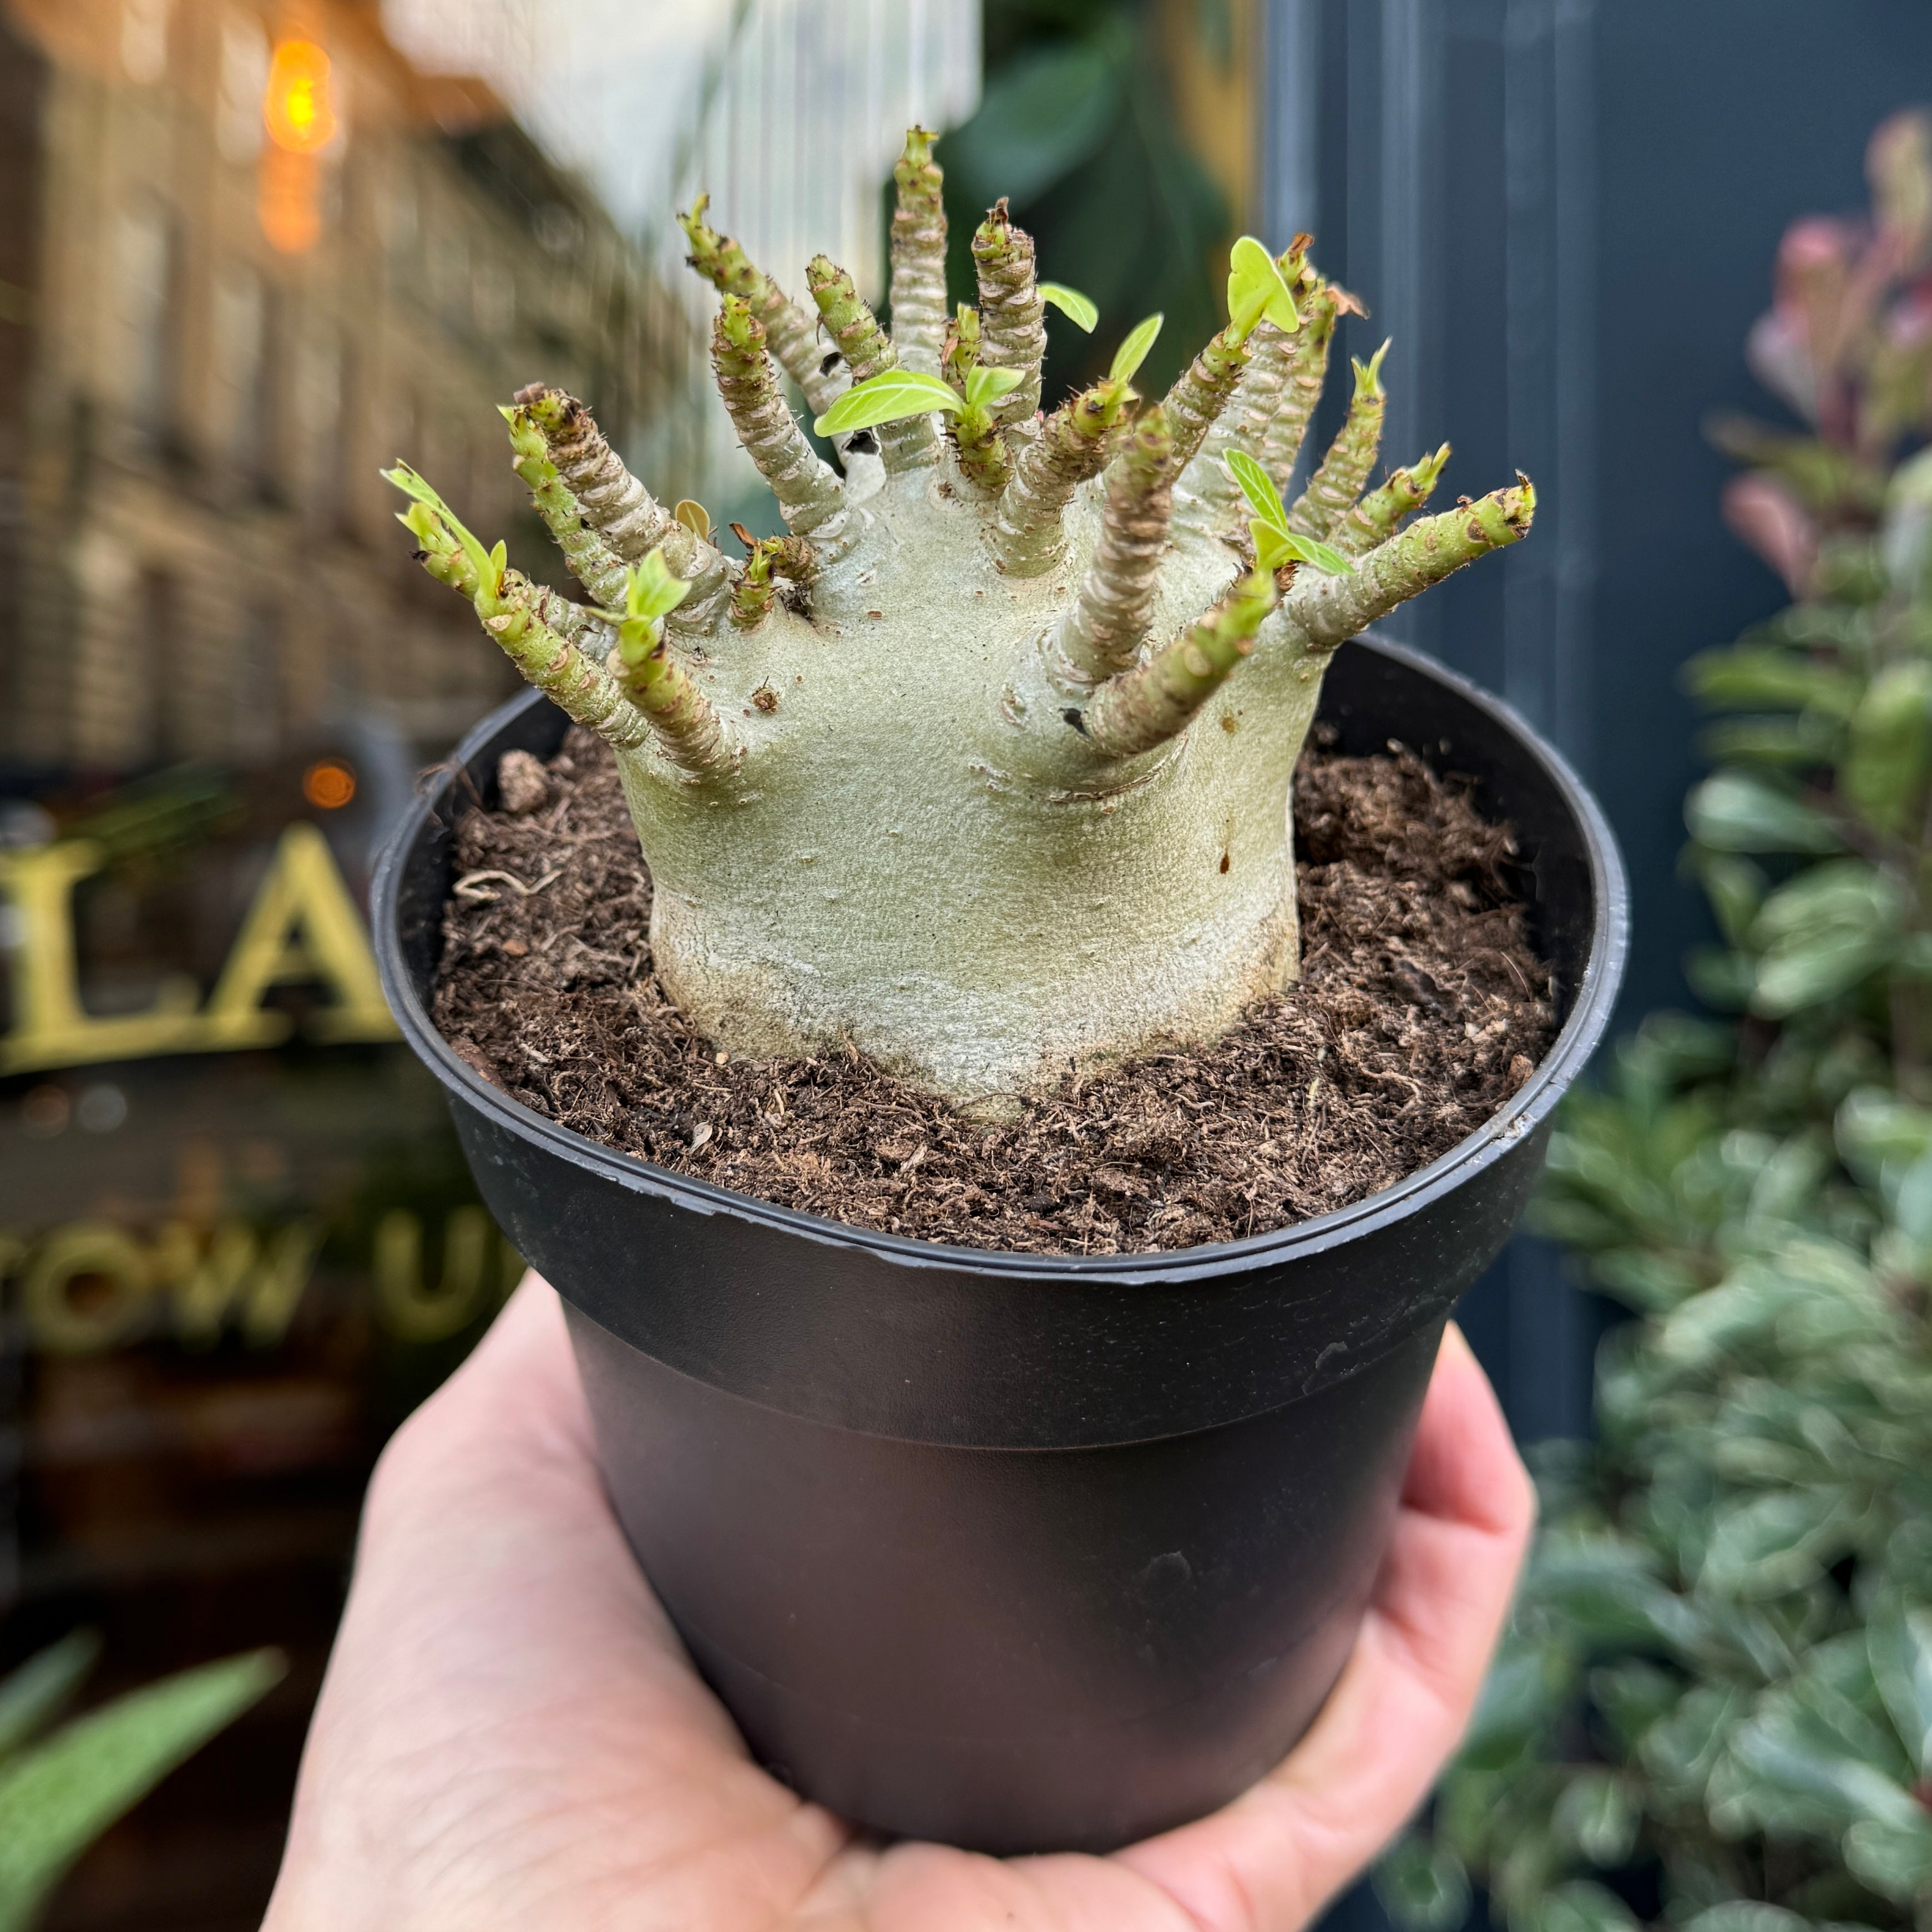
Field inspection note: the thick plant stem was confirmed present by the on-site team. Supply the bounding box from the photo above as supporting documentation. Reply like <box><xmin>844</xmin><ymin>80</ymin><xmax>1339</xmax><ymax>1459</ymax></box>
<box><xmin>502</xmin><ymin>403</ymin><xmax>630</xmax><ymax>608</ymax></box>
<box><xmin>889</xmin><ymin>128</ymin><xmax>948</xmax><ymax>374</ymax></box>
<box><xmin>519</xmin><ymin>386</ymin><xmax>731</xmax><ymax>634</ymax></box>
<box><xmin>972</xmin><ymin>201</ymin><xmax>1046</xmax><ymax>440</ymax></box>
<box><xmin>950</xmin><ymin>408</ymin><xmax>1013</xmax><ymax>493</ymax></box>
<box><xmin>1172</xmin><ymin>322</ymin><xmax>1290</xmax><ymax>536</ymax></box>
<box><xmin>942</xmin><ymin>306</ymin><xmax>1011</xmax><ymax>493</ymax></box>
<box><xmin>1277</xmin><ymin>479</ymin><xmax>1536</xmax><ymax>653</ymax></box>
<box><xmin>1161</xmin><ymin>324</ymin><xmax>1252</xmax><ymax>474</ymax></box>
<box><xmin>1051</xmin><ymin>414</ymin><xmax>1177</xmax><ymax>689</ymax></box>
<box><xmin>729</xmin><ymin>533</ymin><xmax>816</xmax><ymax>629</ymax></box>
<box><xmin>807</xmin><ymin>255</ymin><xmax>939</xmax><ymax>474</ymax></box>
<box><xmin>988</xmin><ymin>381</ymin><xmax>1130</xmax><ymax>576</ymax></box>
<box><xmin>405</xmin><ymin>512</ymin><xmax>649</xmax><ymax>752</ymax></box>
<box><xmin>1286</xmin><ymin>341</ymin><xmax>1389</xmax><ymax>539</ymax></box>
<box><xmin>1258</xmin><ymin>286</ymin><xmax>1338</xmax><ymax>487</ymax></box>
<box><xmin>610</xmin><ymin>628</ymin><xmax>738</xmax><ymax>777</ymax></box>
<box><xmin>1333</xmin><ymin>443</ymin><xmax>1451</xmax><ymax>558</ymax></box>
<box><xmin>711</xmin><ymin>299</ymin><xmax>852</xmax><ymax>558</ymax></box>
<box><xmin>1083</xmin><ymin>572</ymin><xmax>1279</xmax><ymax>758</ymax></box>
<box><xmin>680</xmin><ymin>196</ymin><xmax>839</xmax><ymax>415</ymax></box>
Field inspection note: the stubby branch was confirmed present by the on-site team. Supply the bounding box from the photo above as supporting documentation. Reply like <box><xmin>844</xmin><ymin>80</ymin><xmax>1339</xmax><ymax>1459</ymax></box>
<box><xmin>680</xmin><ymin>196</ymin><xmax>839</xmax><ymax>416</ymax></box>
<box><xmin>1286</xmin><ymin>342</ymin><xmax>1389</xmax><ymax>539</ymax></box>
<box><xmin>808</xmin><ymin>256</ymin><xmax>939</xmax><ymax>474</ymax></box>
<box><xmin>1173</xmin><ymin>322</ymin><xmax>1289</xmax><ymax>537</ymax></box>
<box><xmin>729</xmin><ymin>530</ymin><xmax>816</xmax><ymax>629</ymax></box>
<box><xmin>1333</xmin><ymin>443</ymin><xmax>1451</xmax><ymax>558</ymax></box>
<box><xmin>1050</xmin><ymin>414</ymin><xmax>1176</xmax><ymax>689</ymax></box>
<box><xmin>1276</xmin><ymin>479</ymin><xmax>1536</xmax><ymax>653</ymax></box>
<box><xmin>401</xmin><ymin>498</ymin><xmax>650</xmax><ymax>753</ymax></box>
<box><xmin>942</xmin><ymin>308</ymin><xmax>1013</xmax><ymax>494</ymax></box>
<box><xmin>988</xmin><ymin>378</ymin><xmax>1131</xmax><ymax>575</ymax></box>
<box><xmin>518</xmin><ymin>386</ymin><xmax>732</xmax><ymax>634</ymax></box>
<box><xmin>1258</xmin><ymin>284</ymin><xmax>1341</xmax><ymax>487</ymax></box>
<box><xmin>711</xmin><ymin>299</ymin><xmax>853</xmax><ymax>559</ymax></box>
<box><xmin>1082</xmin><ymin>571</ymin><xmax>1280</xmax><ymax>758</ymax></box>
<box><xmin>502</xmin><ymin>402</ymin><xmax>630</xmax><ymax>608</ymax></box>
<box><xmin>889</xmin><ymin>128</ymin><xmax>948</xmax><ymax>374</ymax></box>
<box><xmin>1161</xmin><ymin>325</ymin><xmax>1252</xmax><ymax>476</ymax></box>
<box><xmin>972</xmin><ymin>201</ymin><xmax>1047</xmax><ymax>440</ymax></box>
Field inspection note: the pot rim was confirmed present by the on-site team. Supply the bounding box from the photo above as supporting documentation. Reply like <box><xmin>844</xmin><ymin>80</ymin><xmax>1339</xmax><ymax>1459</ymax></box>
<box><xmin>373</xmin><ymin>631</ymin><xmax>1630</xmax><ymax>1286</ymax></box>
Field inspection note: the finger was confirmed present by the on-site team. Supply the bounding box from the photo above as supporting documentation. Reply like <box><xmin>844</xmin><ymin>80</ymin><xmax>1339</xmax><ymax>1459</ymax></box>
<box><xmin>1111</xmin><ymin>1323</ymin><xmax>1533</xmax><ymax>1932</ymax></box>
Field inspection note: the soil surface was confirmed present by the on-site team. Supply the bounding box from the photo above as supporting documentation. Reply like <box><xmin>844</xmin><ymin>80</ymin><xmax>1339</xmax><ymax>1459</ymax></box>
<box><xmin>433</xmin><ymin>729</ymin><xmax>1556</xmax><ymax>1254</ymax></box>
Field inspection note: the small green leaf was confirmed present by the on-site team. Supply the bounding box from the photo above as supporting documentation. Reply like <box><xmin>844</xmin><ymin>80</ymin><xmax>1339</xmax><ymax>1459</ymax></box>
<box><xmin>1037</xmin><ymin>282</ymin><xmax>1098</xmax><ymax>331</ymax></box>
<box><xmin>625</xmin><ymin>548</ymin><xmax>692</xmax><ymax>625</ymax></box>
<box><xmin>1253</xmin><ymin>522</ymin><xmax>1351</xmax><ymax>575</ymax></box>
<box><xmin>672</xmin><ymin>498</ymin><xmax>712</xmax><ymax>539</ymax></box>
<box><xmin>1226</xmin><ymin>448</ymin><xmax>1288</xmax><ymax>532</ymax></box>
<box><xmin>1227</xmin><ymin>235</ymin><xmax>1301</xmax><ymax>337</ymax></box>
<box><xmin>1109</xmin><ymin>313</ymin><xmax>1164</xmax><ymax>386</ymax></box>
<box><xmin>813</xmin><ymin>370</ymin><xmax>962</xmax><ymax>436</ymax></box>
<box><xmin>1747</xmin><ymin>858</ymin><xmax>1904</xmax><ymax>1015</ymax></box>
<box><xmin>382</xmin><ymin>463</ymin><xmax>499</xmax><ymax>594</ymax></box>
<box><xmin>962</xmin><ymin>365</ymin><xmax>1025</xmax><ymax>409</ymax></box>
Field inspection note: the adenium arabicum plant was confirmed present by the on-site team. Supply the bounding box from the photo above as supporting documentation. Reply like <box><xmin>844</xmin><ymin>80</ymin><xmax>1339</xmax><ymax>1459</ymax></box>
<box><xmin>390</xmin><ymin>128</ymin><xmax>1531</xmax><ymax>1107</ymax></box>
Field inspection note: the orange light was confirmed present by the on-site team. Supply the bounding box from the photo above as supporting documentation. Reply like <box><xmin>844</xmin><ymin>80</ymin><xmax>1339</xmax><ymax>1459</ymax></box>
<box><xmin>302</xmin><ymin>759</ymin><xmax>356</xmax><ymax>810</ymax></box>
<box><xmin>258</xmin><ymin>144</ymin><xmax>320</xmax><ymax>253</ymax></box>
<box><xmin>264</xmin><ymin>39</ymin><xmax>336</xmax><ymax>154</ymax></box>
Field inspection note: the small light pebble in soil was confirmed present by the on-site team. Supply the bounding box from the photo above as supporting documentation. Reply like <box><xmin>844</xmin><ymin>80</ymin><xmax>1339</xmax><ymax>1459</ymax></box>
<box><xmin>434</xmin><ymin>728</ymin><xmax>1557</xmax><ymax>1255</ymax></box>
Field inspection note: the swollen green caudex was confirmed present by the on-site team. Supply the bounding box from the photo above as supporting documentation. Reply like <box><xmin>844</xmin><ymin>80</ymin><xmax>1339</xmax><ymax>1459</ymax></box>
<box><xmin>387</xmin><ymin>128</ymin><xmax>1535</xmax><ymax>1107</ymax></box>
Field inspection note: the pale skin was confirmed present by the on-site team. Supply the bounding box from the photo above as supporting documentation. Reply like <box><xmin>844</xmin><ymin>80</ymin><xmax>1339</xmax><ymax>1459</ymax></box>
<box><xmin>264</xmin><ymin>1280</ymin><xmax>1534</xmax><ymax>1931</ymax></box>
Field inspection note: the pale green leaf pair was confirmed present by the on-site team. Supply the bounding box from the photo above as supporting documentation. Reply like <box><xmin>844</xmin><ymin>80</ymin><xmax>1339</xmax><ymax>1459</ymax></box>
<box><xmin>1226</xmin><ymin>451</ymin><xmax>1348</xmax><ymax>575</ymax></box>
<box><xmin>621</xmin><ymin>548</ymin><xmax>693</xmax><ymax>626</ymax></box>
<box><xmin>814</xmin><ymin>312</ymin><xmax>1162</xmax><ymax>438</ymax></box>
<box><xmin>383</xmin><ymin>463</ymin><xmax>505</xmax><ymax>597</ymax></box>
<box><xmin>1227</xmin><ymin>236</ymin><xmax>1301</xmax><ymax>340</ymax></box>
<box><xmin>0</xmin><ymin>1637</ymin><xmax>281</xmax><ymax>1932</ymax></box>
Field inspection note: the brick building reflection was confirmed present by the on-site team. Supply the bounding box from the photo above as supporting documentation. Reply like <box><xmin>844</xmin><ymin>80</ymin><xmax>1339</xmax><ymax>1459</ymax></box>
<box><xmin>0</xmin><ymin>0</ymin><xmax>701</xmax><ymax>777</ymax></box>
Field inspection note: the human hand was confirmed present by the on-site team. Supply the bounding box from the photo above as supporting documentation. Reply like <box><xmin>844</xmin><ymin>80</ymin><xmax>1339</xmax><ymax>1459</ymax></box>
<box><xmin>265</xmin><ymin>1277</ymin><xmax>1533</xmax><ymax>1931</ymax></box>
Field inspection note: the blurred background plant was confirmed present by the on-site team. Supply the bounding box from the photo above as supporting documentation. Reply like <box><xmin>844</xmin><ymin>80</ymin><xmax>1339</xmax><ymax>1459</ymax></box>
<box><xmin>1374</xmin><ymin>108</ymin><xmax>1932</xmax><ymax>1932</ymax></box>
<box><xmin>0</xmin><ymin>1635</ymin><xmax>279</xmax><ymax>1932</ymax></box>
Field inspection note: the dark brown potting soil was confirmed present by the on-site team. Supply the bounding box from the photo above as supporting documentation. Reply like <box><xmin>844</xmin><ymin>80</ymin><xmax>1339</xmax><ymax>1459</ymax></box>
<box><xmin>432</xmin><ymin>729</ymin><xmax>1557</xmax><ymax>1255</ymax></box>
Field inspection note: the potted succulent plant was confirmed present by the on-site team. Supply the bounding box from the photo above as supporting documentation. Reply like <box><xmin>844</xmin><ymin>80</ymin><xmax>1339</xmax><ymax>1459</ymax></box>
<box><xmin>371</xmin><ymin>129</ymin><xmax>1627</xmax><ymax>1854</ymax></box>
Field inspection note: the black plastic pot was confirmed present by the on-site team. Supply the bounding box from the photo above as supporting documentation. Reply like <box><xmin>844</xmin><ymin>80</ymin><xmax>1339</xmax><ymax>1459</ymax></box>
<box><xmin>373</xmin><ymin>632</ymin><xmax>1627</xmax><ymax>1856</ymax></box>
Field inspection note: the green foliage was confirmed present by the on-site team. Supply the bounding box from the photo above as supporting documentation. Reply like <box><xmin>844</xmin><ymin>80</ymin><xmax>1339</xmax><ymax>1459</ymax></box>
<box><xmin>1226</xmin><ymin>234</ymin><xmax>1301</xmax><ymax>340</ymax></box>
<box><xmin>1378</xmin><ymin>111</ymin><xmax>1932</xmax><ymax>1932</ymax></box>
<box><xmin>1227</xmin><ymin>449</ymin><xmax>1351</xmax><ymax>575</ymax></box>
<box><xmin>814</xmin><ymin>368</ymin><xmax>968</xmax><ymax>436</ymax></box>
<box><xmin>1037</xmin><ymin>281</ymin><xmax>1098</xmax><ymax>330</ymax></box>
<box><xmin>1109</xmin><ymin>310</ymin><xmax>1163</xmax><ymax>385</ymax></box>
<box><xmin>0</xmin><ymin>1636</ymin><xmax>280</xmax><ymax>1931</ymax></box>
